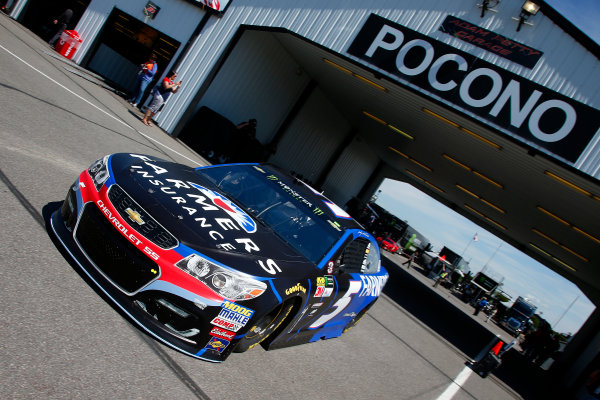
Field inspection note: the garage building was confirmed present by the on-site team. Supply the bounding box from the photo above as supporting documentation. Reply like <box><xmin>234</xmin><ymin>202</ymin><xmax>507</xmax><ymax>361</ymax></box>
<box><xmin>7</xmin><ymin>0</ymin><xmax>600</xmax><ymax>394</ymax></box>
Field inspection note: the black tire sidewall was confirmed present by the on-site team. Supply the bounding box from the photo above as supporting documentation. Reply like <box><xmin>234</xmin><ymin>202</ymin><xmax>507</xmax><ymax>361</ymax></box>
<box><xmin>234</xmin><ymin>301</ymin><xmax>294</xmax><ymax>353</ymax></box>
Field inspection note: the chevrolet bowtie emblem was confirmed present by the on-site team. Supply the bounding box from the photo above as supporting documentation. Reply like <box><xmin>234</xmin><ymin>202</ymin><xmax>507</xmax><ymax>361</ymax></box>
<box><xmin>125</xmin><ymin>207</ymin><xmax>145</xmax><ymax>225</ymax></box>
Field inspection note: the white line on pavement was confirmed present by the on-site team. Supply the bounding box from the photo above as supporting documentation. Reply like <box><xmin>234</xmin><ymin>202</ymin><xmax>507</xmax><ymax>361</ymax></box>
<box><xmin>436</xmin><ymin>366</ymin><xmax>473</xmax><ymax>400</ymax></box>
<box><xmin>0</xmin><ymin>43</ymin><xmax>201</xmax><ymax>166</ymax></box>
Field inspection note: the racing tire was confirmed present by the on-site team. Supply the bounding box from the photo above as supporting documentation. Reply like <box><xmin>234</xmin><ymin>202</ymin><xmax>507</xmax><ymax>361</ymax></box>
<box><xmin>234</xmin><ymin>301</ymin><xmax>294</xmax><ymax>353</ymax></box>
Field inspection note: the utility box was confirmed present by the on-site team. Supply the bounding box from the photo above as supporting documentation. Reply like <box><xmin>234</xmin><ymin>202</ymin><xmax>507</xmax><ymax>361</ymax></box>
<box><xmin>55</xmin><ymin>30</ymin><xmax>82</xmax><ymax>60</ymax></box>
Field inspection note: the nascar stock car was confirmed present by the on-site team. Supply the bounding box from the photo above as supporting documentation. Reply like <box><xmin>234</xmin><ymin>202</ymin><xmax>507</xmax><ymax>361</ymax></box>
<box><xmin>51</xmin><ymin>153</ymin><xmax>388</xmax><ymax>362</ymax></box>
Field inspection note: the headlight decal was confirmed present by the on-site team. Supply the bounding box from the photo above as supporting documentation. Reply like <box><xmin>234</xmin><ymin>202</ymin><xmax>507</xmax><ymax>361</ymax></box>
<box><xmin>87</xmin><ymin>155</ymin><xmax>114</xmax><ymax>191</ymax></box>
<box><xmin>175</xmin><ymin>253</ymin><xmax>267</xmax><ymax>301</ymax></box>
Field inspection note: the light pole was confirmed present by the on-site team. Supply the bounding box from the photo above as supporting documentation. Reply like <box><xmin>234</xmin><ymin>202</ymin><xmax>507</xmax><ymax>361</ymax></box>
<box><xmin>461</xmin><ymin>233</ymin><xmax>478</xmax><ymax>257</ymax></box>
<box><xmin>481</xmin><ymin>242</ymin><xmax>502</xmax><ymax>273</ymax></box>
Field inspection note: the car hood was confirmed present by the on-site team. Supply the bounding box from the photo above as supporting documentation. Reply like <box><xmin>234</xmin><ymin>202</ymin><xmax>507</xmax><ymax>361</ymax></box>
<box><xmin>108</xmin><ymin>154</ymin><xmax>315</xmax><ymax>277</ymax></box>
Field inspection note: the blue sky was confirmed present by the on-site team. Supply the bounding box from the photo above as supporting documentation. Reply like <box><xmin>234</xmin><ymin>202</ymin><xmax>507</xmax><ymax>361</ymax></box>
<box><xmin>375</xmin><ymin>181</ymin><xmax>595</xmax><ymax>335</ymax></box>
<box><xmin>373</xmin><ymin>1</ymin><xmax>599</xmax><ymax>335</ymax></box>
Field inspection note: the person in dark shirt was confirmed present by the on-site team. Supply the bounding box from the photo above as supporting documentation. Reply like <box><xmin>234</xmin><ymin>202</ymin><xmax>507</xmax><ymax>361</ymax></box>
<box><xmin>48</xmin><ymin>9</ymin><xmax>73</xmax><ymax>46</ymax></box>
<box><xmin>141</xmin><ymin>71</ymin><xmax>181</xmax><ymax>126</ymax></box>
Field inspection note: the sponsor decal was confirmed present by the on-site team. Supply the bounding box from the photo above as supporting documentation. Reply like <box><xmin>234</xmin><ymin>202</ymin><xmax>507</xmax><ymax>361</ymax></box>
<box><xmin>314</xmin><ymin>276</ymin><xmax>334</xmax><ymax>297</ymax></box>
<box><xmin>314</xmin><ymin>286</ymin><xmax>325</xmax><ymax>297</ymax></box>
<box><xmin>359</xmin><ymin>275</ymin><xmax>388</xmax><ymax>297</ymax></box>
<box><xmin>220</xmin><ymin>300</ymin><xmax>255</xmax><ymax>318</ymax></box>
<box><xmin>325</xmin><ymin>276</ymin><xmax>334</xmax><ymax>287</ymax></box>
<box><xmin>270</xmin><ymin>176</ymin><xmax>315</xmax><ymax>210</ymax></box>
<box><xmin>439</xmin><ymin>16</ymin><xmax>543</xmax><ymax>68</ymax></box>
<box><xmin>309</xmin><ymin>303</ymin><xmax>323</xmax><ymax>315</ymax></box>
<box><xmin>361</xmin><ymin>243</ymin><xmax>372</xmax><ymax>273</ymax></box>
<box><xmin>210</xmin><ymin>317</ymin><xmax>243</xmax><ymax>332</ymax></box>
<box><xmin>327</xmin><ymin>220</ymin><xmax>342</xmax><ymax>231</ymax></box>
<box><xmin>189</xmin><ymin>183</ymin><xmax>256</xmax><ymax>234</ymax></box>
<box><xmin>204</xmin><ymin>336</ymin><xmax>230</xmax><ymax>353</ymax></box>
<box><xmin>210</xmin><ymin>326</ymin><xmax>236</xmax><ymax>341</ymax></box>
<box><xmin>125</xmin><ymin>207</ymin><xmax>145</xmax><ymax>226</ymax></box>
<box><xmin>347</xmin><ymin>14</ymin><xmax>600</xmax><ymax>163</ymax></box>
<box><xmin>316</xmin><ymin>276</ymin><xmax>334</xmax><ymax>287</ymax></box>
<box><xmin>96</xmin><ymin>199</ymin><xmax>159</xmax><ymax>260</ymax></box>
<box><xmin>355</xmin><ymin>230</ymin><xmax>371</xmax><ymax>239</ymax></box>
<box><xmin>285</xmin><ymin>283</ymin><xmax>307</xmax><ymax>295</ymax></box>
<box><xmin>210</xmin><ymin>302</ymin><xmax>253</xmax><ymax>332</ymax></box>
<box><xmin>327</xmin><ymin>261</ymin><xmax>335</xmax><ymax>274</ymax></box>
<box><xmin>128</xmin><ymin>156</ymin><xmax>261</xmax><ymax>254</ymax></box>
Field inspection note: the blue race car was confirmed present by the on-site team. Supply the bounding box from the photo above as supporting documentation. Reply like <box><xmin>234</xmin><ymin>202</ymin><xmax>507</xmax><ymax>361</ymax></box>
<box><xmin>51</xmin><ymin>153</ymin><xmax>388</xmax><ymax>362</ymax></box>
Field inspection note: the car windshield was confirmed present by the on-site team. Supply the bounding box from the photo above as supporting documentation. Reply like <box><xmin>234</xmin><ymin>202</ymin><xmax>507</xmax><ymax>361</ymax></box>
<box><xmin>197</xmin><ymin>165</ymin><xmax>344</xmax><ymax>264</ymax></box>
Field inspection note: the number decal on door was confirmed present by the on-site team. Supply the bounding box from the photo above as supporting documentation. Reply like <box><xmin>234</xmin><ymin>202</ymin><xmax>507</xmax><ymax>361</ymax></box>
<box><xmin>309</xmin><ymin>280</ymin><xmax>362</xmax><ymax>328</ymax></box>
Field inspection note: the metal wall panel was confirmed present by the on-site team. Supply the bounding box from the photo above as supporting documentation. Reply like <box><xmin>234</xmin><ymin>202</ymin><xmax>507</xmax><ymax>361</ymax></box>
<box><xmin>156</xmin><ymin>0</ymin><xmax>600</xmax><ymax>127</ymax></box>
<box><xmin>64</xmin><ymin>0</ymin><xmax>600</xmax><ymax>176</ymax></box>
<box><xmin>323</xmin><ymin>137</ymin><xmax>380</xmax><ymax>205</ymax></box>
<box><xmin>194</xmin><ymin>30</ymin><xmax>310</xmax><ymax>144</ymax></box>
<box><xmin>269</xmin><ymin>87</ymin><xmax>351</xmax><ymax>182</ymax></box>
<box><xmin>70</xmin><ymin>0</ymin><xmax>204</xmax><ymax>66</ymax></box>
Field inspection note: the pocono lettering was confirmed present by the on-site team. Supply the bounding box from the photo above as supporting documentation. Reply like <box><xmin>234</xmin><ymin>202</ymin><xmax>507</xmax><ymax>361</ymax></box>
<box><xmin>361</xmin><ymin>22</ymin><xmax>577</xmax><ymax>143</ymax></box>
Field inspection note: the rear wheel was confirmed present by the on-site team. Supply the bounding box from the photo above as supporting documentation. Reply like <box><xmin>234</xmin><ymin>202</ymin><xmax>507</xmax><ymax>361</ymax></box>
<box><xmin>234</xmin><ymin>301</ymin><xmax>294</xmax><ymax>353</ymax></box>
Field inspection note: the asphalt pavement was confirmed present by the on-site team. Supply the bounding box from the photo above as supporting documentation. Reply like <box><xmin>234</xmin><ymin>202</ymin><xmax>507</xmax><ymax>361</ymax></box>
<box><xmin>0</xmin><ymin>13</ymin><xmax>566</xmax><ymax>399</ymax></box>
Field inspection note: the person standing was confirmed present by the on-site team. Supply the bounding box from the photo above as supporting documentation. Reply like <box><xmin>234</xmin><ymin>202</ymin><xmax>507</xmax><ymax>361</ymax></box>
<box><xmin>48</xmin><ymin>8</ymin><xmax>73</xmax><ymax>47</ymax></box>
<box><xmin>473</xmin><ymin>297</ymin><xmax>488</xmax><ymax>315</ymax></box>
<box><xmin>433</xmin><ymin>269</ymin><xmax>448</xmax><ymax>287</ymax></box>
<box><xmin>141</xmin><ymin>71</ymin><xmax>181</xmax><ymax>126</ymax></box>
<box><xmin>129</xmin><ymin>53</ymin><xmax>158</xmax><ymax>108</ymax></box>
<box><xmin>402</xmin><ymin>250</ymin><xmax>419</xmax><ymax>269</ymax></box>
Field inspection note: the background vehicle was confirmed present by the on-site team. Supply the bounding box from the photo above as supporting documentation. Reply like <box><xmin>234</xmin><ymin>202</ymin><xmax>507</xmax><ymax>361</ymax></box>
<box><xmin>500</xmin><ymin>296</ymin><xmax>537</xmax><ymax>336</ymax></box>
<box><xmin>377</xmin><ymin>236</ymin><xmax>400</xmax><ymax>253</ymax></box>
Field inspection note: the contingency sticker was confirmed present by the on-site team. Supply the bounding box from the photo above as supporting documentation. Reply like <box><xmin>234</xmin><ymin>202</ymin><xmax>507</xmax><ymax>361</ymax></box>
<box><xmin>204</xmin><ymin>337</ymin><xmax>230</xmax><ymax>353</ymax></box>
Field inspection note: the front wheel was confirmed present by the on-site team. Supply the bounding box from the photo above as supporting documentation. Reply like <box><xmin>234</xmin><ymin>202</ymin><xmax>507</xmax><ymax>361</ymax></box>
<box><xmin>234</xmin><ymin>301</ymin><xmax>294</xmax><ymax>353</ymax></box>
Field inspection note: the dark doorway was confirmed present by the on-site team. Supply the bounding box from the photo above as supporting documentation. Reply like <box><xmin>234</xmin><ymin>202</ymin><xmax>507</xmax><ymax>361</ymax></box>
<box><xmin>84</xmin><ymin>8</ymin><xmax>181</xmax><ymax>101</ymax></box>
<box><xmin>18</xmin><ymin>0</ymin><xmax>90</xmax><ymax>42</ymax></box>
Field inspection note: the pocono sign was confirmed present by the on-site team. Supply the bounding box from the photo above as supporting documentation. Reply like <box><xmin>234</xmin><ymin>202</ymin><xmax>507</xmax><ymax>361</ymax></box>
<box><xmin>348</xmin><ymin>14</ymin><xmax>600</xmax><ymax>163</ymax></box>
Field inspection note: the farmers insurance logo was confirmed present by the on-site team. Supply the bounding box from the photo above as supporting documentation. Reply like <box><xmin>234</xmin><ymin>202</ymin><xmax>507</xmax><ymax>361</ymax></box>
<box><xmin>347</xmin><ymin>14</ymin><xmax>600</xmax><ymax>163</ymax></box>
<box><xmin>189</xmin><ymin>183</ymin><xmax>257</xmax><ymax>233</ymax></box>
